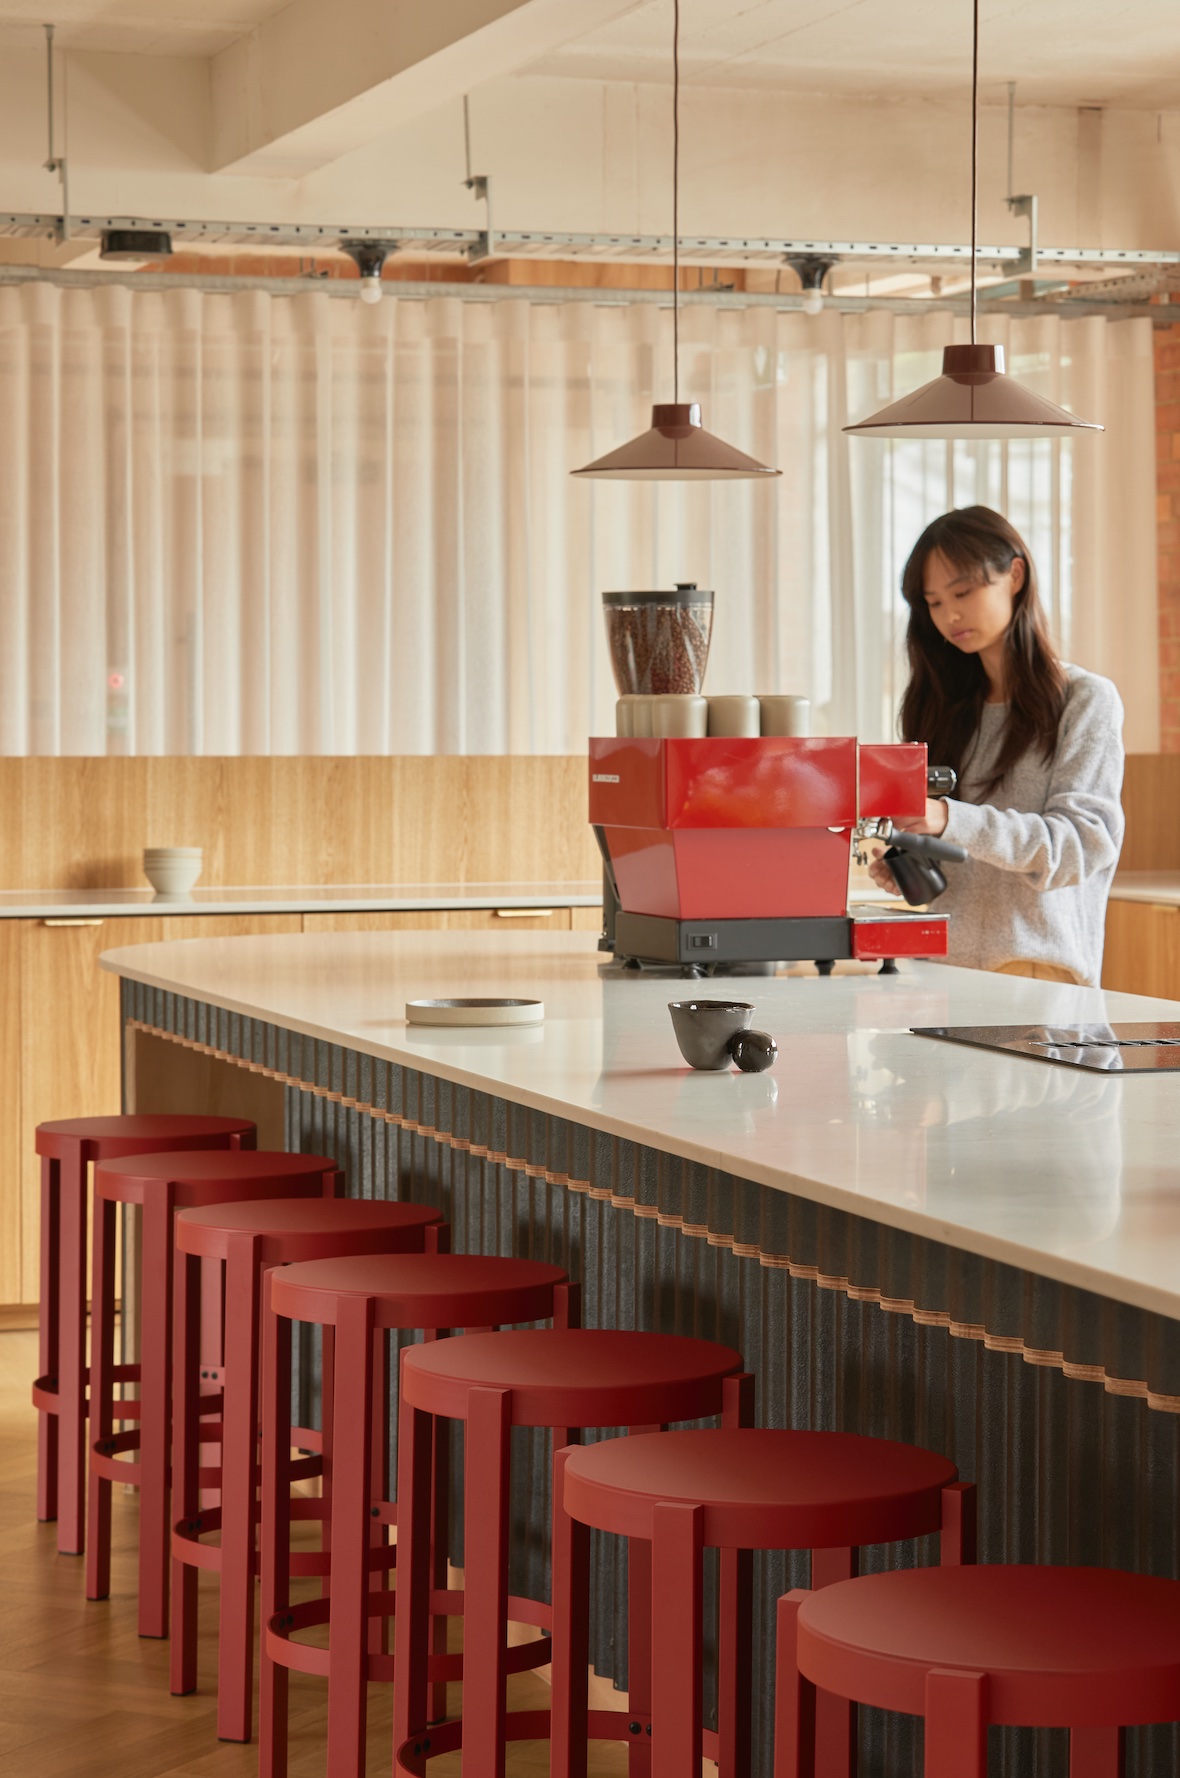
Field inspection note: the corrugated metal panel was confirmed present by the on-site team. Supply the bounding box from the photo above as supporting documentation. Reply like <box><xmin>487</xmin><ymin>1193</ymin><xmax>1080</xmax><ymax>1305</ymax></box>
<box><xmin>124</xmin><ymin>981</ymin><xmax>1180</xmax><ymax>1777</ymax></box>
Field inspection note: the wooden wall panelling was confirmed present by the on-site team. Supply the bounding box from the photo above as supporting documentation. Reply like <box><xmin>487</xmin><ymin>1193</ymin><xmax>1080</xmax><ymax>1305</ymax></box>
<box><xmin>570</xmin><ymin>907</ymin><xmax>605</xmax><ymax>933</ymax></box>
<box><xmin>0</xmin><ymin>922</ymin><xmax>21</xmax><ymax>1304</ymax></box>
<box><xmin>0</xmin><ymin>757</ymin><xmax>599</xmax><ymax>891</ymax></box>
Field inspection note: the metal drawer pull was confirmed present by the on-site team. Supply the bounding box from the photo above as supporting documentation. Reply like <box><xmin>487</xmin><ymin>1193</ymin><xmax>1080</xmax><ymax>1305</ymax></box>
<box><xmin>43</xmin><ymin>917</ymin><xmax>105</xmax><ymax>927</ymax></box>
<box><xmin>493</xmin><ymin>908</ymin><xmax>555</xmax><ymax>918</ymax></box>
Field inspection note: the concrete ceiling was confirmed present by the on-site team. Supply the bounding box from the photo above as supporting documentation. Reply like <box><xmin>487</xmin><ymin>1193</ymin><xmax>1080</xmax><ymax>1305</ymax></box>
<box><xmin>0</xmin><ymin>1</ymin><xmax>290</xmax><ymax>56</ymax></box>
<box><xmin>525</xmin><ymin>0</ymin><xmax>1180</xmax><ymax>110</ymax></box>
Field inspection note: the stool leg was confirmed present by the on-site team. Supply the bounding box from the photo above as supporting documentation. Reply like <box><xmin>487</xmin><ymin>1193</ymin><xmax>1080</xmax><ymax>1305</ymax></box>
<box><xmin>138</xmin><ymin>1194</ymin><xmax>175</xmax><ymax>1637</ymax></box>
<box><xmin>550</xmin><ymin>1445</ymin><xmax>590</xmax><ymax>1778</ymax></box>
<box><xmin>718</xmin><ymin>1372</ymin><xmax>756</xmax><ymax>1778</ymax></box>
<box><xmin>628</xmin><ymin>1533</ymin><xmax>653</xmax><ymax>1778</ymax></box>
<box><xmin>217</xmin><ymin>1237</ymin><xmax>263</xmax><ymax>1741</ymax></box>
<box><xmin>85</xmin><ymin>1191</ymin><xmax>118</xmax><ymax>1597</ymax></box>
<box><xmin>259</xmin><ymin>1303</ymin><xmax>293</xmax><ymax>1778</ymax></box>
<box><xmin>57</xmin><ymin>1146</ymin><xmax>88</xmax><ymax>1555</ymax></box>
<box><xmin>392</xmin><ymin>1380</ymin><xmax>437</xmax><ymax>1754</ymax></box>
<box><xmin>651</xmin><ymin>1503</ymin><xmax>704</xmax><ymax>1778</ymax></box>
<box><xmin>811</xmin><ymin>1548</ymin><xmax>857</xmax><ymax>1778</ymax></box>
<box><xmin>924</xmin><ymin>1669</ymin><xmax>986</xmax><ymax>1778</ymax></box>
<box><xmin>462</xmin><ymin>1385</ymin><xmax>513</xmax><ymax>1778</ymax></box>
<box><xmin>1070</xmin><ymin>1727</ymin><xmax>1125</xmax><ymax>1777</ymax></box>
<box><xmin>170</xmin><ymin>1249</ymin><xmax>202</xmax><ymax>1694</ymax></box>
<box><xmin>320</xmin><ymin>1323</ymin><xmax>335</xmax><ymax>1601</ymax></box>
<box><xmin>774</xmin><ymin>1593</ymin><xmax>816</xmax><ymax>1778</ymax></box>
<box><xmin>368</xmin><ymin>1327</ymin><xmax>390</xmax><ymax>1661</ymax></box>
<box><xmin>427</xmin><ymin>1385</ymin><xmax>450</xmax><ymax>1723</ymax></box>
<box><xmin>325</xmin><ymin>1294</ymin><xmax>375</xmax><ymax>1778</ymax></box>
<box><xmin>940</xmin><ymin>1482</ymin><xmax>977</xmax><ymax>1566</ymax></box>
<box><xmin>36</xmin><ymin>1155</ymin><xmax>60</xmax><ymax>1523</ymax></box>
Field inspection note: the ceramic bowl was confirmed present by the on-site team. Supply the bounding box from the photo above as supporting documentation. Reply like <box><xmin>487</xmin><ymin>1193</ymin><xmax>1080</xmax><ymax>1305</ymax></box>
<box><xmin>143</xmin><ymin>853</ymin><xmax>202</xmax><ymax>894</ymax></box>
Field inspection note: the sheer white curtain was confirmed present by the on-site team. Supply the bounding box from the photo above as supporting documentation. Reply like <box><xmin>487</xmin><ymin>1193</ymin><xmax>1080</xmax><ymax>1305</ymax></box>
<box><xmin>0</xmin><ymin>280</ymin><xmax>1158</xmax><ymax>754</ymax></box>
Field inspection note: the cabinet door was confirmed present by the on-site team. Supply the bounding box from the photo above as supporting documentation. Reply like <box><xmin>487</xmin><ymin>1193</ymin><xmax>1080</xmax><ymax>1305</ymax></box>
<box><xmin>302</xmin><ymin>908</ymin><xmax>572</xmax><ymax>934</ymax></box>
<box><xmin>1102</xmin><ymin>901</ymin><xmax>1180</xmax><ymax>998</ymax></box>
<box><xmin>18</xmin><ymin>913</ymin><xmax>301</xmax><ymax>1302</ymax></box>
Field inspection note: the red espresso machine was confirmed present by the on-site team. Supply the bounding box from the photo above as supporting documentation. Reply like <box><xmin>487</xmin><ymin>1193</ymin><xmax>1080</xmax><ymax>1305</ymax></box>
<box><xmin>590</xmin><ymin>734</ymin><xmax>961</xmax><ymax>975</ymax></box>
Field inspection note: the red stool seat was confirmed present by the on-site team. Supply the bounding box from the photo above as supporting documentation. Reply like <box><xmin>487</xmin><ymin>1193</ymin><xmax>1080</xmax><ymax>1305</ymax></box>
<box><xmin>394</xmin><ymin>1329</ymin><xmax>749</xmax><ymax>1778</ymax></box>
<box><xmin>32</xmin><ymin>1113</ymin><xmax>255</xmax><ymax>1555</ymax></box>
<box><xmin>86</xmin><ymin>1148</ymin><xmax>341</xmax><ymax>1638</ymax></box>
<box><xmin>260</xmin><ymin>1252</ymin><xmax>576</xmax><ymax>1778</ymax></box>
<box><xmin>782</xmin><ymin>1566</ymin><xmax>1180</xmax><ymax>1777</ymax></box>
<box><xmin>172</xmin><ymin>1196</ymin><xmax>445</xmax><ymax>1743</ymax></box>
<box><xmin>556</xmin><ymin>1429</ymin><xmax>970</xmax><ymax>1778</ymax></box>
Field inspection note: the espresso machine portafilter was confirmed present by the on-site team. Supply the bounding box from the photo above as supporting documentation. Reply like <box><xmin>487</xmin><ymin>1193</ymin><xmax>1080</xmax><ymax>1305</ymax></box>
<box><xmin>853</xmin><ymin>767</ymin><xmax>966</xmax><ymax>906</ymax></box>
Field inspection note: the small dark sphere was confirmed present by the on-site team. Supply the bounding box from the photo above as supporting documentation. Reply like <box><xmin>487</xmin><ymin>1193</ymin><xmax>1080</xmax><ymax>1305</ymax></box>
<box><xmin>729</xmin><ymin>1029</ymin><xmax>777</xmax><ymax>1073</ymax></box>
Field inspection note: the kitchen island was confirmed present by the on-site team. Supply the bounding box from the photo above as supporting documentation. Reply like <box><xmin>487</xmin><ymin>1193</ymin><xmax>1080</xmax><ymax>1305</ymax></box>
<box><xmin>101</xmin><ymin>931</ymin><xmax>1180</xmax><ymax>1778</ymax></box>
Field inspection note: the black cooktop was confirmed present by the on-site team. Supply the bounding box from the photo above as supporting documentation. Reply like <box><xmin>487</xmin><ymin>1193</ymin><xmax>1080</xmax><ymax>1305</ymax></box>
<box><xmin>911</xmin><ymin>1023</ymin><xmax>1180</xmax><ymax>1073</ymax></box>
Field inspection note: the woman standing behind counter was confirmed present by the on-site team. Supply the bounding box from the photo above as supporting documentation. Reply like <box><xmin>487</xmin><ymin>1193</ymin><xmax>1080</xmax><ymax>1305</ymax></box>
<box><xmin>869</xmin><ymin>505</ymin><xmax>1125</xmax><ymax>987</ymax></box>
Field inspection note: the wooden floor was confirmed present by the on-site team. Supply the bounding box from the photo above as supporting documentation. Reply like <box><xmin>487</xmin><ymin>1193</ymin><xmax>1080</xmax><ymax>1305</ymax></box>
<box><xmin>0</xmin><ymin>1331</ymin><xmax>627</xmax><ymax>1777</ymax></box>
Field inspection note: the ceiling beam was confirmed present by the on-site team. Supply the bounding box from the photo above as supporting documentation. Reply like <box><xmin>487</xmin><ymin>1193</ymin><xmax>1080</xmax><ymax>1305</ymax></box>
<box><xmin>211</xmin><ymin>0</ymin><xmax>643</xmax><ymax>177</ymax></box>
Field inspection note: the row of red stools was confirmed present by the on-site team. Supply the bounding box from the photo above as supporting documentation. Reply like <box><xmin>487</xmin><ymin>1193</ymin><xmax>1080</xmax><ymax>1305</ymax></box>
<box><xmin>32</xmin><ymin>1112</ymin><xmax>1180</xmax><ymax>1778</ymax></box>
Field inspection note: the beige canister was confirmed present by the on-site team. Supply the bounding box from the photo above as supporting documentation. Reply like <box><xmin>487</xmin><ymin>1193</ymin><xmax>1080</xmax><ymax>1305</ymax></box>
<box><xmin>652</xmin><ymin>695</ymin><xmax>708</xmax><ymax>738</ymax></box>
<box><xmin>707</xmin><ymin>695</ymin><xmax>760</xmax><ymax>738</ymax></box>
<box><xmin>759</xmin><ymin>694</ymin><xmax>812</xmax><ymax>737</ymax></box>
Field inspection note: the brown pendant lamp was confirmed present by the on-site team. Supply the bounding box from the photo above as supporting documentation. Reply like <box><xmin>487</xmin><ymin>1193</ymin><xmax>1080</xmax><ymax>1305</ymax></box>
<box><xmin>571</xmin><ymin>0</ymin><xmax>779</xmax><ymax>481</ymax></box>
<box><xmin>844</xmin><ymin>0</ymin><xmax>1102</xmax><ymax>442</ymax></box>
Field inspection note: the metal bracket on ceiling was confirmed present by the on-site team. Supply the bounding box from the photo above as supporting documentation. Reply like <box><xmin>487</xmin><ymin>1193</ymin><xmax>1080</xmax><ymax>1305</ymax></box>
<box><xmin>1007</xmin><ymin>193</ymin><xmax>1039</xmax><ymax>279</ymax></box>
<box><xmin>463</xmin><ymin>95</ymin><xmax>495</xmax><ymax>264</ymax></box>
<box><xmin>43</xmin><ymin>23</ymin><xmax>70</xmax><ymax>243</ymax></box>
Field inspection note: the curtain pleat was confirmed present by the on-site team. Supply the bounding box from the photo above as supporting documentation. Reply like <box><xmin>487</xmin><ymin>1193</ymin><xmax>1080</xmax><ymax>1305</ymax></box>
<box><xmin>0</xmin><ymin>283</ymin><xmax>1157</xmax><ymax>754</ymax></box>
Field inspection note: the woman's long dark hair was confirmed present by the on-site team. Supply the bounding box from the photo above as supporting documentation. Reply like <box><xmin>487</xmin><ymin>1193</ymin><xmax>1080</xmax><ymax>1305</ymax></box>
<box><xmin>899</xmin><ymin>505</ymin><xmax>1067</xmax><ymax>796</ymax></box>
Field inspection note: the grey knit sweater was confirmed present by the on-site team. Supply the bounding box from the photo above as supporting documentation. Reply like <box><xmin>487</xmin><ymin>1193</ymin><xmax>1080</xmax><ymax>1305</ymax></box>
<box><xmin>934</xmin><ymin>666</ymin><xmax>1125</xmax><ymax>987</ymax></box>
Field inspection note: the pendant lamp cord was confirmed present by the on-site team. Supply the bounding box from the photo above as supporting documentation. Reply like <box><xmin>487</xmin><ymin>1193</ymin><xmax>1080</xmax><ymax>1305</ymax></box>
<box><xmin>970</xmin><ymin>0</ymin><xmax>979</xmax><ymax>345</ymax></box>
<box><xmin>672</xmin><ymin>0</ymin><xmax>680</xmax><ymax>403</ymax></box>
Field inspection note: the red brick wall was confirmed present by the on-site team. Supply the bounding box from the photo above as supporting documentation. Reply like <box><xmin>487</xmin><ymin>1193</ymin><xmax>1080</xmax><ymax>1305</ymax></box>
<box><xmin>1156</xmin><ymin>324</ymin><xmax>1180</xmax><ymax>750</ymax></box>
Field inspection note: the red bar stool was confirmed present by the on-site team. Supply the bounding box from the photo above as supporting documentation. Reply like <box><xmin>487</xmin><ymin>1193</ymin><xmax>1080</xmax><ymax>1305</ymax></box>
<box><xmin>393</xmin><ymin>1327</ymin><xmax>751</xmax><ymax>1778</ymax></box>
<box><xmin>554</xmin><ymin>1428</ymin><xmax>975</xmax><ymax>1778</ymax></box>
<box><xmin>86</xmin><ymin>1148</ymin><xmax>342</xmax><ymax>1638</ymax></box>
<box><xmin>172</xmin><ymin>1197</ymin><xmax>447</xmax><ymax>1743</ymax></box>
<box><xmin>261</xmin><ymin>1252</ymin><xmax>576</xmax><ymax>1778</ymax></box>
<box><xmin>778</xmin><ymin>1565</ymin><xmax>1180</xmax><ymax>1778</ymax></box>
<box><xmin>32</xmin><ymin>1113</ymin><xmax>255</xmax><ymax>1555</ymax></box>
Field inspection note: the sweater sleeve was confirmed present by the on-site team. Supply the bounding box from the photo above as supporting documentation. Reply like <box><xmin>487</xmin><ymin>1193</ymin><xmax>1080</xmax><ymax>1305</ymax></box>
<box><xmin>940</xmin><ymin>675</ymin><xmax>1125</xmax><ymax>892</ymax></box>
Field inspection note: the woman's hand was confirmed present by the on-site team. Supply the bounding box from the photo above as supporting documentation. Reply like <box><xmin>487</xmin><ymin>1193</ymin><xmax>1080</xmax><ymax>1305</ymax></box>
<box><xmin>893</xmin><ymin>797</ymin><xmax>951</xmax><ymax>837</ymax></box>
<box><xmin>866</xmin><ymin>844</ymin><xmax>899</xmax><ymax>894</ymax></box>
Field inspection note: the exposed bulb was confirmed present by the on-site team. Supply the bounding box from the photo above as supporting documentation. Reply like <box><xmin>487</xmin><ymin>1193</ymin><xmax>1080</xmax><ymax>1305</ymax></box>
<box><xmin>359</xmin><ymin>274</ymin><xmax>383</xmax><ymax>305</ymax></box>
<box><xmin>801</xmin><ymin>287</ymin><xmax>824</xmax><ymax>317</ymax></box>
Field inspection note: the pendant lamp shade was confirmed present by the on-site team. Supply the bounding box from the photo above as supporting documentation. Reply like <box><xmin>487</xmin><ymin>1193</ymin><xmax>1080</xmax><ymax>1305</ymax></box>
<box><xmin>844</xmin><ymin>345</ymin><xmax>1103</xmax><ymax>441</ymax></box>
<box><xmin>572</xmin><ymin>402</ymin><xmax>781</xmax><ymax>481</ymax></box>
<box><xmin>571</xmin><ymin>0</ymin><xmax>779</xmax><ymax>483</ymax></box>
<box><xmin>845</xmin><ymin>0</ymin><xmax>1101</xmax><ymax>442</ymax></box>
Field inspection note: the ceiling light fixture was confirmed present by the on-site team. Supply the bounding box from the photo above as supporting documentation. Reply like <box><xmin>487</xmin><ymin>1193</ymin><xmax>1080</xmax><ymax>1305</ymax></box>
<box><xmin>787</xmin><ymin>254</ymin><xmax>839</xmax><ymax>317</ymax></box>
<box><xmin>572</xmin><ymin>0</ymin><xmax>779</xmax><ymax>481</ymax></box>
<box><xmin>844</xmin><ymin>0</ymin><xmax>1102</xmax><ymax>441</ymax></box>
<box><xmin>342</xmin><ymin>240</ymin><xmax>393</xmax><ymax>304</ymax></box>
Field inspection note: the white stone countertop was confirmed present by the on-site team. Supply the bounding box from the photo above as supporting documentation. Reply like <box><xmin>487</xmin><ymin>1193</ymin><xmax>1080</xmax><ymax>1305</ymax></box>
<box><xmin>100</xmin><ymin>928</ymin><xmax>1180</xmax><ymax>1321</ymax></box>
<box><xmin>0</xmin><ymin>882</ymin><xmax>602</xmax><ymax>919</ymax></box>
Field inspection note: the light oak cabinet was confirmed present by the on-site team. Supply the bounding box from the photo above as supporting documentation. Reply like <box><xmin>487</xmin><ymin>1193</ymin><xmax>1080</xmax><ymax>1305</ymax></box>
<box><xmin>13</xmin><ymin>913</ymin><xmax>301</xmax><ymax>1304</ymax></box>
<box><xmin>4</xmin><ymin>901</ymin><xmax>600</xmax><ymax>1305</ymax></box>
<box><xmin>1102</xmin><ymin>900</ymin><xmax>1180</xmax><ymax>999</ymax></box>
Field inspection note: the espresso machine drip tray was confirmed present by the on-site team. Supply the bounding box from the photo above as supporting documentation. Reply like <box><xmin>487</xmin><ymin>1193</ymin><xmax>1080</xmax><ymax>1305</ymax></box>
<box><xmin>912</xmin><ymin>1023</ymin><xmax>1180</xmax><ymax>1072</ymax></box>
